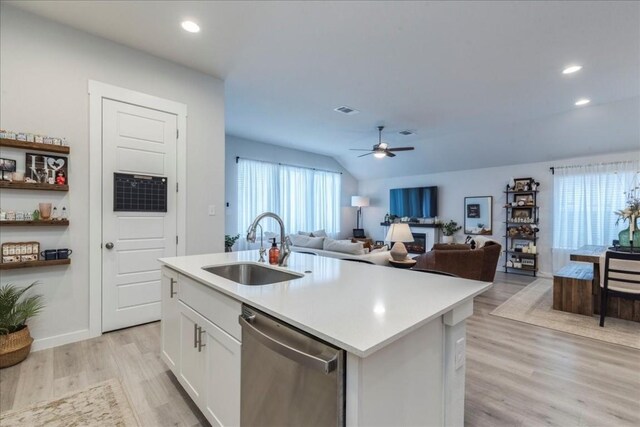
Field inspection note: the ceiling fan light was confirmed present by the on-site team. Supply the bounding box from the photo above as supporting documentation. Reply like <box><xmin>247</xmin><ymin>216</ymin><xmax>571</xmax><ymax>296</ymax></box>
<box><xmin>374</xmin><ymin>152</ymin><xmax>386</xmax><ymax>159</ymax></box>
<box><xmin>378</xmin><ymin>142</ymin><xmax>388</xmax><ymax>149</ymax></box>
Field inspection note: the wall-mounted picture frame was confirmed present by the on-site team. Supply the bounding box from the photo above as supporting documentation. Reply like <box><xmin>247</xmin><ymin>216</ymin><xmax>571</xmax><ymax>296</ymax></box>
<box><xmin>464</xmin><ymin>196</ymin><xmax>493</xmax><ymax>235</ymax></box>
<box><xmin>513</xmin><ymin>177</ymin><xmax>532</xmax><ymax>192</ymax></box>
<box><xmin>511</xmin><ymin>207</ymin><xmax>532</xmax><ymax>220</ymax></box>
<box><xmin>25</xmin><ymin>152</ymin><xmax>68</xmax><ymax>185</ymax></box>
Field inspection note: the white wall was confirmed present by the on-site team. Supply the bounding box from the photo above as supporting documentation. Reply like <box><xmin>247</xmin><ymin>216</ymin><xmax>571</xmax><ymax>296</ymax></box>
<box><xmin>359</xmin><ymin>150</ymin><xmax>640</xmax><ymax>277</ymax></box>
<box><xmin>0</xmin><ymin>5</ymin><xmax>225</xmax><ymax>350</ymax></box>
<box><xmin>225</xmin><ymin>135</ymin><xmax>359</xmax><ymax>239</ymax></box>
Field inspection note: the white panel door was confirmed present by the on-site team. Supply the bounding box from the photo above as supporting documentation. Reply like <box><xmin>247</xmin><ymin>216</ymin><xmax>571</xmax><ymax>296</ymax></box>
<box><xmin>102</xmin><ymin>99</ymin><xmax>177</xmax><ymax>332</ymax></box>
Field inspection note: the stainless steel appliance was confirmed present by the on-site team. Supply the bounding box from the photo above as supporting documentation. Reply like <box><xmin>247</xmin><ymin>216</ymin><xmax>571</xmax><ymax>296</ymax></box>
<box><xmin>239</xmin><ymin>305</ymin><xmax>345</xmax><ymax>426</ymax></box>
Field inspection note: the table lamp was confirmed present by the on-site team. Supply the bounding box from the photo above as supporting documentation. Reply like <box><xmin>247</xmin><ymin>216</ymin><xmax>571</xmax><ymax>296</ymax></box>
<box><xmin>385</xmin><ymin>223</ymin><xmax>414</xmax><ymax>261</ymax></box>
<box><xmin>351</xmin><ymin>196</ymin><xmax>370</xmax><ymax>238</ymax></box>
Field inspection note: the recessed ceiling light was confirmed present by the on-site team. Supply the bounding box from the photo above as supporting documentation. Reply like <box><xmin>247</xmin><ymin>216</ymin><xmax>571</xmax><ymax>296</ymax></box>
<box><xmin>181</xmin><ymin>21</ymin><xmax>200</xmax><ymax>33</ymax></box>
<box><xmin>575</xmin><ymin>98</ymin><xmax>590</xmax><ymax>106</ymax></box>
<box><xmin>334</xmin><ymin>106</ymin><xmax>359</xmax><ymax>115</ymax></box>
<box><xmin>562</xmin><ymin>65</ymin><xmax>582</xmax><ymax>74</ymax></box>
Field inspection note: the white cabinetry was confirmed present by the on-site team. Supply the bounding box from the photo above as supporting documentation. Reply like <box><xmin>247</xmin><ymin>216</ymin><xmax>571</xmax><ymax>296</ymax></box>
<box><xmin>160</xmin><ymin>267</ymin><xmax>242</xmax><ymax>427</ymax></box>
<box><xmin>160</xmin><ymin>268</ymin><xmax>180</xmax><ymax>370</ymax></box>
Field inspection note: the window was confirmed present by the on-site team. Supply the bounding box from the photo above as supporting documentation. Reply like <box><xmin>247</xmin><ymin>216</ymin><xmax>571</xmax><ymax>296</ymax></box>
<box><xmin>552</xmin><ymin>161</ymin><xmax>639</xmax><ymax>269</ymax></box>
<box><xmin>237</xmin><ymin>159</ymin><xmax>341</xmax><ymax>236</ymax></box>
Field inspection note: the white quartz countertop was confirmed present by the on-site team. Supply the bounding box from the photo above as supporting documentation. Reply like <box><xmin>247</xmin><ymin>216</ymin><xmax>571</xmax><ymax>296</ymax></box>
<box><xmin>159</xmin><ymin>251</ymin><xmax>491</xmax><ymax>358</ymax></box>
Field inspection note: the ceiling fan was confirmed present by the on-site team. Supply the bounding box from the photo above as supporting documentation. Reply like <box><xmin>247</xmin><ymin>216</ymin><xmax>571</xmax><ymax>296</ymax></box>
<box><xmin>350</xmin><ymin>126</ymin><xmax>415</xmax><ymax>158</ymax></box>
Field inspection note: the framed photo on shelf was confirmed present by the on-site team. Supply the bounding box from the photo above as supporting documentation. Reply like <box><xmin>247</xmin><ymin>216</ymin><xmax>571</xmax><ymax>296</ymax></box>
<box><xmin>514</xmin><ymin>194</ymin><xmax>534</xmax><ymax>206</ymax></box>
<box><xmin>521</xmin><ymin>258</ymin><xmax>535</xmax><ymax>267</ymax></box>
<box><xmin>513</xmin><ymin>177</ymin><xmax>532</xmax><ymax>192</ymax></box>
<box><xmin>512</xmin><ymin>240</ymin><xmax>529</xmax><ymax>251</ymax></box>
<box><xmin>511</xmin><ymin>207</ymin><xmax>532</xmax><ymax>220</ymax></box>
<box><xmin>25</xmin><ymin>152</ymin><xmax>68</xmax><ymax>185</ymax></box>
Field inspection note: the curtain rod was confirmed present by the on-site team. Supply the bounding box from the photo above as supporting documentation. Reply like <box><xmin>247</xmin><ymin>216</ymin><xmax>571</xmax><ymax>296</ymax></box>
<box><xmin>235</xmin><ymin>156</ymin><xmax>342</xmax><ymax>175</ymax></box>
<box><xmin>549</xmin><ymin>159</ymin><xmax>639</xmax><ymax>175</ymax></box>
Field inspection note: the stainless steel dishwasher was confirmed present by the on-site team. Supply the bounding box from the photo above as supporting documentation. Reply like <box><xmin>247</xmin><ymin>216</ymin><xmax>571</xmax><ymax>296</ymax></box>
<box><xmin>239</xmin><ymin>305</ymin><xmax>345</xmax><ymax>427</ymax></box>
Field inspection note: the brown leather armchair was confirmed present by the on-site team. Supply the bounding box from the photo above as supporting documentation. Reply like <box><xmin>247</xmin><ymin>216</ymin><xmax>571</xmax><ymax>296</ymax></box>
<box><xmin>412</xmin><ymin>241</ymin><xmax>501</xmax><ymax>282</ymax></box>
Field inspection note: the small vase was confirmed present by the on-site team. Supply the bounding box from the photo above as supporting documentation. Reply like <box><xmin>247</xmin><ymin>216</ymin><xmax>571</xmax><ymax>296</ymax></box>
<box><xmin>442</xmin><ymin>236</ymin><xmax>454</xmax><ymax>244</ymax></box>
<box><xmin>618</xmin><ymin>218</ymin><xmax>640</xmax><ymax>249</ymax></box>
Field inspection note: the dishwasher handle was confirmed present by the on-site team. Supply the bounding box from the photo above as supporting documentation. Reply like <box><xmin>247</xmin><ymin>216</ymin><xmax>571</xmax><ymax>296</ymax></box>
<box><xmin>239</xmin><ymin>314</ymin><xmax>338</xmax><ymax>375</ymax></box>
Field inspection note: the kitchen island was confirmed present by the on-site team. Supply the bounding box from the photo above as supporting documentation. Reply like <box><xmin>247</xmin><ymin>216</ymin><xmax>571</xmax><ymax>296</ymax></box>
<box><xmin>159</xmin><ymin>250</ymin><xmax>491</xmax><ymax>427</ymax></box>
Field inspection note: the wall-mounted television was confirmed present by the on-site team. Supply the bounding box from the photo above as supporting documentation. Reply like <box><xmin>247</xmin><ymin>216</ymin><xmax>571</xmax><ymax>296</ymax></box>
<box><xmin>389</xmin><ymin>186</ymin><xmax>438</xmax><ymax>218</ymax></box>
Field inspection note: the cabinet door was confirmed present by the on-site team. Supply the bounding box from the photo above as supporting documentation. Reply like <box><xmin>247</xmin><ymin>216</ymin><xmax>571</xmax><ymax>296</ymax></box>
<box><xmin>200</xmin><ymin>316</ymin><xmax>242</xmax><ymax>427</ymax></box>
<box><xmin>178</xmin><ymin>302</ymin><xmax>205</xmax><ymax>405</ymax></box>
<box><xmin>160</xmin><ymin>268</ymin><xmax>180</xmax><ymax>372</ymax></box>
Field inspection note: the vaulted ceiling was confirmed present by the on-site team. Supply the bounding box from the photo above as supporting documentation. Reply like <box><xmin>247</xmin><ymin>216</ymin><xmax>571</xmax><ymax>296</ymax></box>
<box><xmin>8</xmin><ymin>1</ymin><xmax>639</xmax><ymax>179</ymax></box>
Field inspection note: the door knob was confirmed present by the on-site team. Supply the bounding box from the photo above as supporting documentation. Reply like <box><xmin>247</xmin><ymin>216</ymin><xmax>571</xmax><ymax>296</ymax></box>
<box><xmin>105</xmin><ymin>242</ymin><xmax>114</xmax><ymax>250</ymax></box>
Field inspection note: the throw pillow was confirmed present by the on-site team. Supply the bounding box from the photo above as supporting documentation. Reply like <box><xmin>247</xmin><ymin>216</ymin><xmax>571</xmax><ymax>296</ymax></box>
<box><xmin>312</xmin><ymin>229</ymin><xmax>328</xmax><ymax>238</ymax></box>
<box><xmin>323</xmin><ymin>238</ymin><xmax>366</xmax><ymax>255</ymax></box>
<box><xmin>289</xmin><ymin>234</ymin><xmax>324</xmax><ymax>249</ymax></box>
<box><xmin>370</xmin><ymin>246</ymin><xmax>389</xmax><ymax>254</ymax></box>
<box><xmin>298</xmin><ymin>231</ymin><xmax>312</xmax><ymax>237</ymax></box>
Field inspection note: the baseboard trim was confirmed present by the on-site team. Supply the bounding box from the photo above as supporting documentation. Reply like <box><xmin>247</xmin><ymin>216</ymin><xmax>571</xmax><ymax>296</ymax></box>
<box><xmin>31</xmin><ymin>328</ymin><xmax>93</xmax><ymax>352</ymax></box>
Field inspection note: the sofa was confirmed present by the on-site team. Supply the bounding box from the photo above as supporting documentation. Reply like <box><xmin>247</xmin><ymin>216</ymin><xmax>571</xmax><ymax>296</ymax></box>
<box><xmin>288</xmin><ymin>233</ymin><xmax>399</xmax><ymax>266</ymax></box>
<box><xmin>412</xmin><ymin>241</ymin><xmax>502</xmax><ymax>282</ymax></box>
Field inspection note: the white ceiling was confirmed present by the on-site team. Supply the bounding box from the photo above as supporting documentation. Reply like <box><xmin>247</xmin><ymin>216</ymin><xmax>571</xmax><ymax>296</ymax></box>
<box><xmin>8</xmin><ymin>1</ymin><xmax>640</xmax><ymax>179</ymax></box>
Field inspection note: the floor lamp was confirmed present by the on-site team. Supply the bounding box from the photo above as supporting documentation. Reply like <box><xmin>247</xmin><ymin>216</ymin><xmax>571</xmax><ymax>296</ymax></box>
<box><xmin>351</xmin><ymin>196</ymin><xmax>369</xmax><ymax>238</ymax></box>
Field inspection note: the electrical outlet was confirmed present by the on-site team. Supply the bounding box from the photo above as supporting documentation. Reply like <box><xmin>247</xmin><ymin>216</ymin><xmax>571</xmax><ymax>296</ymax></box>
<box><xmin>208</xmin><ymin>205</ymin><xmax>216</xmax><ymax>216</ymax></box>
<box><xmin>455</xmin><ymin>337</ymin><xmax>465</xmax><ymax>370</ymax></box>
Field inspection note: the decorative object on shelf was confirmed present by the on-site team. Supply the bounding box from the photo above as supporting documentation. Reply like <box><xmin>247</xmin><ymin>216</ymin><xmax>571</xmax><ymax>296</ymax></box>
<box><xmin>0</xmin><ymin>158</ymin><xmax>16</xmax><ymax>181</ymax></box>
<box><xmin>225</xmin><ymin>234</ymin><xmax>240</xmax><ymax>253</ymax></box>
<box><xmin>0</xmin><ymin>282</ymin><xmax>44</xmax><ymax>368</ymax></box>
<box><xmin>464</xmin><ymin>196</ymin><xmax>493</xmax><ymax>235</ymax></box>
<box><xmin>56</xmin><ymin>249</ymin><xmax>73</xmax><ymax>260</ymax></box>
<box><xmin>351</xmin><ymin>196</ymin><xmax>370</xmax><ymax>238</ymax></box>
<box><xmin>440</xmin><ymin>220</ymin><xmax>461</xmax><ymax>244</ymax></box>
<box><xmin>513</xmin><ymin>177</ymin><xmax>532</xmax><ymax>192</ymax></box>
<box><xmin>38</xmin><ymin>203</ymin><xmax>52</xmax><ymax>220</ymax></box>
<box><xmin>6</xmin><ymin>211</ymin><xmax>16</xmax><ymax>221</ymax></box>
<box><xmin>10</xmin><ymin>171</ymin><xmax>24</xmax><ymax>182</ymax></box>
<box><xmin>26</xmin><ymin>153</ymin><xmax>68</xmax><ymax>185</ymax></box>
<box><xmin>504</xmin><ymin>178</ymin><xmax>539</xmax><ymax>276</ymax></box>
<box><xmin>2</xmin><ymin>242</ymin><xmax>40</xmax><ymax>263</ymax></box>
<box><xmin>32</xmin><ymin>210</ymin><xmax>40</xmax><ymax>221</ymax></box>
<box><xmin>385</xmin><ymin>223</ymin><xmax>414</xmax><ymax>261</ymax></box>
<box><xmin>40</xmin><ymin>249</ymin><xmax>58</xmax><ymax>261</ymax></box>
<box><xmin>614</xmin><ymin>192</ymin><xmax>640</xmax><ymax>249</ymax></box>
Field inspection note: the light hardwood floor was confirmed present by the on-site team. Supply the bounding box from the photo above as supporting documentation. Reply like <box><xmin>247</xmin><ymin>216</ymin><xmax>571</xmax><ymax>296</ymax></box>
<box><xmin>1</xmin><ymin>272</ymin><xmax>639</xmax><ymax>426</ymax></box>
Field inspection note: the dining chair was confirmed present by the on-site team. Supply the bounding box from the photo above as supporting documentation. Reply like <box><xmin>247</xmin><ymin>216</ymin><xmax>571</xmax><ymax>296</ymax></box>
<box><xmin>600</xmin><ymin>250</ymin><xmax>640</xmax><ymax>327</ymax></box>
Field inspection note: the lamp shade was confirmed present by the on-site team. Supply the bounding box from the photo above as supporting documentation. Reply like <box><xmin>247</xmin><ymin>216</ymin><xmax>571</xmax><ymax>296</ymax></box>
<box><xmin>351</xmin><ymin>196</ymin><xmax>370</xmax><ymax>207</ymax></box>
<box><xmin>385</xmin><ymin>223</ymin><xmax>414</xmax><ymax>243</ymax></box>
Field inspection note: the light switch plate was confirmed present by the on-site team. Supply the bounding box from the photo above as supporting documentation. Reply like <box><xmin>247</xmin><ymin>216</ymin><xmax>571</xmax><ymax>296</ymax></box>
<box><xmin>208</xmin><ymin>205</ymin><xmax>216</xmax><ymax>216</ymax></box>
<box><xmin>455</xmin><ymin>337</ymin><xmax>465</xmax><ymax>370</ymax></box>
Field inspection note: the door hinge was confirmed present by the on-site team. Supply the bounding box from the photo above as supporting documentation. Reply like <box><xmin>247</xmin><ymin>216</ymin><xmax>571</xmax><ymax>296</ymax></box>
<box><xmin>176</xmin><ymin>235</ymin><xmax>179</xmax><ymax>245</ymax></box>
<box><xmin>176</xmin><ymin>182</ymin><xmax>179</xmax><ymax>192</ymax></box>
<box><xmin>176</xmin><ymin>129</ymin><xmax>179</xmax><ymax>139</ymax></box>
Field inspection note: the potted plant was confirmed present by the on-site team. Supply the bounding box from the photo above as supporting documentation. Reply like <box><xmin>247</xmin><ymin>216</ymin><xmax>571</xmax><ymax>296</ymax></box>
<box><xmin>225</xmin><ymin>234</ymin><xmax>240</xmax><ymax>252</ymax></box>
<box><xmin>440</xmin><ymin>220</ymin><xmax>461</xmax><ymax>244</ymax></box>
<box><xmin>0</xmin><ymin>282</ymin><xmax>44</xmax><ymax>368</ymax></box>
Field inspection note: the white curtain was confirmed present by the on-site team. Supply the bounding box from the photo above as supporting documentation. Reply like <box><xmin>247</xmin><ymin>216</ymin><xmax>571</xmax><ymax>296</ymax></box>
<box><xmin>552</xmin><ymin>161</ymin><xmax>639</xmax><ymax>271</ymax></box>
<box><xmin>236</xmin><ymin>159</ymin><xmax>341</xmax><ymax>246</ymax></box>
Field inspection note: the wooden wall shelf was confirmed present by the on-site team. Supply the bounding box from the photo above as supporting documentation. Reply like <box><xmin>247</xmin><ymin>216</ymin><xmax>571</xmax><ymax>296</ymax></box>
<box><xmin>0</xmin><ymin>181</ymin><xmax>68</xmax><ymax>191</ymax></box>
<box><xmin>0</xmin><ymin>220</ymin><xmax>69</xmax><ymax>227</ymax></box>
<box><xmin>0</xmin><ymin>138</ymin><xmax>70</xmax><ymax>154</ymax></box>
<box><xmin>0</xmin><ymin>258</ymin><xmax>71</xmax><ymax>270</ymax></box>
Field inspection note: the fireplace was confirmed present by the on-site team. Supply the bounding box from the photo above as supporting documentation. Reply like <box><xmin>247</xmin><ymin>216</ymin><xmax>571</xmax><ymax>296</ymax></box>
<box><xmin>406</xmin><ymin>232</ymin><xmax>426</xmax><ymax>254</ymax></box>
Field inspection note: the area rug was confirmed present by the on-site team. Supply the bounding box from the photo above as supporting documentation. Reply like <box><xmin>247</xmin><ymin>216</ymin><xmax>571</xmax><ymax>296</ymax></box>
<box><xmin>0</xmin><ymin>378</ymin><xmax>139</xmax><ymax>427</ymax></box>
<box><xmin>491</xmin><ymin>279</ymin><xmax>640</xmax><ymax>350</ymax></box>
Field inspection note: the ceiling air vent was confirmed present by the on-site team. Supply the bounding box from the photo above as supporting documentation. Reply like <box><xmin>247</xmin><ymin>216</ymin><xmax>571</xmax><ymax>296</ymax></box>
<box><xmin>398</xmin><ymin>130</ymin><xmax>415</xmax><ymax>136</ymax></box>
<box><xmin>334</xmin><ymin>106</ymin><xmax>359</xmax><ymax>115</ymax></box>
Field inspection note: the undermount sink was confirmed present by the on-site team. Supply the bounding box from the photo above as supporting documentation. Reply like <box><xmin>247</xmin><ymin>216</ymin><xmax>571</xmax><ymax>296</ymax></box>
<box><xmin>202</xmin><ymin>263</ymin><xmax>303</xmax><ymax>286</ymax></box>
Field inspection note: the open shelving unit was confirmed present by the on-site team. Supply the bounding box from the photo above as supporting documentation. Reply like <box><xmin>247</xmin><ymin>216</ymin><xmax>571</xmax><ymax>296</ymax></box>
<box><xmin>1</xmin><ymin>136</ymin><xmax>71</xmax><ymax>270</ymax></box>
<box><xmin>503</xmin><ymin>185</ymin><xmax>539</xmax><ymax>277</ymax></box>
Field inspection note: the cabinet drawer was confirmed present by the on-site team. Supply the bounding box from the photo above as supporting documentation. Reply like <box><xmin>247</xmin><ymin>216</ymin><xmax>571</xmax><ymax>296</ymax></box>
<box><xmin>178</xmin><ymin>273</ymin><xmax>242</xmax><ymax>341</ymax></box>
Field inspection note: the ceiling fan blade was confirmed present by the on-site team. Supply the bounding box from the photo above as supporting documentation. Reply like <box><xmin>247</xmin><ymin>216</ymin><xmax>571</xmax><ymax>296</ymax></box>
<box><xmin>387</xmin><ymin>147</ymin><xmax>415</xmax><ymax>152</ymax></box>
<box><xmin>358</xmin><ymin>152</ymin><xmax>374</xmax><ymax>158</ymax></box>
<box><xmin>386</xmin><ymin>151</ymin><xmax>396</xmax><ymax>158</ymax></box>
<box><xmin>349</xmin><ymin>148</ymin><xmax>373</xmax><ymax>151</ymax></box>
